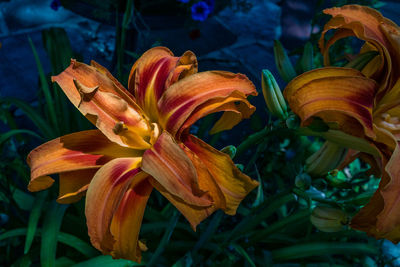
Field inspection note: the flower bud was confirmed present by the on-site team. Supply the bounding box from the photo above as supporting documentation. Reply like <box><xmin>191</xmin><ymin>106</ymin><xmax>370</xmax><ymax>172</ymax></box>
<box><xmin>273</xmin><ymin>40</ymin><xmax>297</xmax><ymax>82</ymax></box>
<box><xmin>220</xmin><ymin>145</ymin><xmax>236</xmax><ymax>159</ymax></box>
<box><xmin>295</xmin><ymin>173</ymin><xmax>311</xmax><ymax>190</ymax></box>
<box><xmin>305</xmin><ymin>141</ymin><xmax>347</xmax><ymax>177</ymax></box>
<box><xmin>310</xmin><ymin>206</ymin><xmax>349</xmax><ymax>232</ymax></box>
<box><xmin>261</xmin><ymin>69</ymin><xmax>288</xmax><ymax>120</ymax></box>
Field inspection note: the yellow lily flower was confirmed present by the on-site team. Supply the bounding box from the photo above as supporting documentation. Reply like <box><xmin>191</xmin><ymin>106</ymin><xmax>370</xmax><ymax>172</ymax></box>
<box><xmin>284</xmin><ymin>5</ymin><xmax>400</xmax><ymax>242</ymax></box>
<box><xmin>27</xmin><ymin>47</ymin><xmax>259</xmax><ymax>262</ymax></box>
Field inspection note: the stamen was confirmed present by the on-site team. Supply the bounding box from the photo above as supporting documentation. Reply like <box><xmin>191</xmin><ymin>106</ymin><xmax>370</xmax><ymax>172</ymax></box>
<box><xmin>113</xmin><ymin>121</ymin><xmax>128</xmax><ymax>134</ymax></box>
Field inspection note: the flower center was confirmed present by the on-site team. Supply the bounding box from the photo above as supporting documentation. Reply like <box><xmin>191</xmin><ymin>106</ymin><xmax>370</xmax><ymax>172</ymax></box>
<box><xmin>376</xmin><ymin>113</ymin><xmax>400</xmax><ymax>131</ymax></box>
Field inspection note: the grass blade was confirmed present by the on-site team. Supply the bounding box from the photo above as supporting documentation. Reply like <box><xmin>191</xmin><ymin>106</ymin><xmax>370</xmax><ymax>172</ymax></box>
<box><xmin>232</xmin><ymin>243</ymin><xmax>256</xmax><ymax>267</ymax></box>
<box><xmin>58</xmin><ymin>232</ymin><xmax>98</xmax><ymax>258</ymax></box>
<box><xmin>147</xmin><ymin>210</ymin><xmax>180</xmax><ymax>267</ymax></box>
<box><xmin>28</xmin><ymin>37</ymin><xmax>59</xmax><ymax>133</ymax></box>
<box><xmin>1</xmin><ymin>97</ymin><xmax>56</xmax><ymax>139</ymax></box>
<box><xmin>272</xmin><ymin>242</ymin><xmax>378</xmax><ymax>261</ymax></box>
<box><xmin>72</xmin><ymin>255</ymin><xmax>141</xmax><ymax>267</ymax></box>
<box><xmin>41</xmin><ymin>201</ymin><xmax>68</xmax><ymax>267</ymax></box>
<box><xmin>24</xmin><ymin>191</ymin><xmax>48</xmax><ymax>254</ymax></box>
<box><xmin>0</xmin><ymin>129</ymin><xmax>43</xmax><ymax>146</ymax></box>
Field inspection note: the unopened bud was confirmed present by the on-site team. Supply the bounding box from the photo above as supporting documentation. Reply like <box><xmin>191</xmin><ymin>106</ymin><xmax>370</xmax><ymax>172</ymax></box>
<box><xmin>220</xmin><ymin>145</ymin><xmax>236</xmax><ymax>159</ymax></box>
<box><xmin>273</xmin><ymin>40</ymin><xmax>297</xmax><ymax>82</ymax></box>
<box><xmin>295</xmin><ymin>173</ymin><xmax>311</xmax><ymax>190</ymax></box>
<box><xmin>305</xmin><ymin>141</ymin><xmax>347</xmax><ymax>177</ymax></box>
<box><xmin>310</xmin><ymin>206</ymin><xmax>349</xmax><ymax>232</ymax></box>
<box><xmin>261</xmin><ymin>69</ymin><xmax>288</xmax><ymax>120</ymax></box>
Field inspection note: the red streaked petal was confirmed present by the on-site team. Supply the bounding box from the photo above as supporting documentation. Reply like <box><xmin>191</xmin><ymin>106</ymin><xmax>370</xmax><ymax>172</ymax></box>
<box><xmin>127</xmin><ymin>47</ymin><xmax>197</xmax><ymax>120</ymax></box>
<box><xmin>141</xmin><ymin>131</ymin><xmax>212</xmax><ymax>207</ymax></box>
<box><xmin>110</xmin><ymin>174</ymin><xmax>152</xmax><ymax>263</ymax></box>
<box><xmin>52</xmin><ymin>60</ymin><xmax>152</xmax><ymax>149</ymax></box>
<box><xmin>158</xmin><ymin>71</ymin><xmax>257</xmax><ymax>136</ymax></box>
<box><xmin>176</xmin><ymin>91</ymin><xmax>256</xmax><ymax>138</ymax></box>
<box><xmin>183</xmin><ymin>134</ymin><xmax>259</xmax><ymax>215</ymax></box>
<box><xmin>85</xmin><ymin>157</ymin><xmax>142</xmax><ymax>253</ymax></box>
<box><xmin>57</xmin><ymin>168</ymin><xmax>98</xmax><ymax>204</ymax></box>
<box><xmin>284</xmin><ymin>68</ymin><xmax>377</xmax><ymax>138</ymax></box>
<box><xmin>27</xmin><ymin>130</ymin><xmax>141</xmax><ymax>192</ymax></box>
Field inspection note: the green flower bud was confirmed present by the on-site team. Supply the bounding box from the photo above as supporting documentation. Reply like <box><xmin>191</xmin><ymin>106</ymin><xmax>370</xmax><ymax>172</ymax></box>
<box><xmin>261</xmin><ymin>69</ymin><xmax>288</xmax><ymax>120</ymax></box>
<box><xmin>285</xmin><ymin>114</ymin><xmax>300</xmax><ymax>129</ymax></box>
<box><xmin>344</xmin><ymin>51</ymin><xmax>379</xmax><ymax>71</ymax></box>
<box><xmin>273</xmin><ymin>40</ymin><xmax>297</xmax><ymax>82</ymax></box>
<box><xmin>310</xmin><ymin>206</ymin><xmax>349</xmax><ymax>232</ymax></box>
<box><xmin>295</xmin><ymin>173</ymin><xmax>311</xmax><ymax>190</ymax></box>
<box><xmin>220</xmin><ymin>145</ymin><xmax>236</xmax><ymax>159</ymax></box>
<box><xmin>305</xmin><ymin>141</ymin><xmax>347</xmax><ymax>177</ymax></box>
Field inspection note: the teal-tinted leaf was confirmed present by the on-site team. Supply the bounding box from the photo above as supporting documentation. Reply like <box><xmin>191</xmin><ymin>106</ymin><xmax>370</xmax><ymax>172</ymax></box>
<box><xmin>24</xmin><ymin>191</ymin><xmax>48</xmax><ymax>254</ymax></box>
<box><xmin>252</xmin><ymin>164</ymin><xmax>264</xmax><ymax>208</ymax></box>
<box><xmin>72</xmin><ymin>256</ymin><xmax>140</xmax><ymax>267</ymax></box>
<box><xmin>41</xmin><ymin>201</ymin><xmax>68</xmax><ymax>267</ymax></box>
<box><xmin>231</xmin><ymin>243</ymin><xmax>256</xmax><ymax>267</ymax></box>
<box><xmin>272</xmin><ymin>242</ymin><xmax>378</xmax><ymax>261</ymax></box>
<box><xmin>55</xmin><ymin>257</ymin><xmax>76</xmax><ymax>267</ymax></box>
<box><xmin>192</xmin><ymin>211</ymin><xmax>223</xmax><ymax>254</ymax></box>
<box><xmin>28</xmin><ymin>37</ymin><xmax>59</xmax><ymax>133</ymax></box>
<box><xmin>0</xmin><ymin>228</ymin><xmax>27</xmax><ymax>241</ymax></box>
<box><xmin>13</xmin><ymin>188</ymin><xmax>35</xmax><ymax>211</ymax></box>
<box><xmin>58</xmin><ymin>232</ymin><xmax>98</xmax><ymax>258</ymax></box>
<box><xmin>0</xmin><ymin>97</ymin><xmax>56</xmax><ymax>139</ymax></box>
<box><xmin>0</xmin><ymin>129</ymin><xmax>42</xmax><ymax>146</ymax></box>
<box><xmin>147</xmin><ymin>210</ymin><xmax>180</xmax><ymax>267</ymax></box>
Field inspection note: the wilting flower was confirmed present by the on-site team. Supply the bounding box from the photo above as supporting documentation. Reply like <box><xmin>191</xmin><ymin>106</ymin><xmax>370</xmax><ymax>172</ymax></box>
<box><xmin>27</xmin><ymin>47</ymin><xmax>258</xmax><ymax>262</ymax></box>
<box><xmin>191</xmin><ymin>1</ymin><xmax>211</xmax><ymax>22</ymax></box>
<box><xmin>284</xmin><ymin>5</ymin><xmax>400</xmax><ymax>242</ymax></box>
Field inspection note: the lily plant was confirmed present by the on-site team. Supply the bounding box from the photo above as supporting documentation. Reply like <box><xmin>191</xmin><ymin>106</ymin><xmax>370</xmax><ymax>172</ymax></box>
<box><xmin>27</xmin><ymin>47</ymin><xmax>259</xmax><ymax>262</ymax></box>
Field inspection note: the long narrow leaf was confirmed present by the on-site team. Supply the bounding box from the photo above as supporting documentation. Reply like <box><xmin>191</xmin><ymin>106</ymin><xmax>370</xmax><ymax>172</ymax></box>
<box><xmin>28</xmin><ymin>37</ymin><xmax>59</xmax><ymax>133</ymax></box>
<box><xmin>24</xmin><ymin>191</ymin><xmax>48</xmax><ymax>254</ymax></box>
<box><xmin>72</xmin><ymin>256</ymin><xmax>140</xmax><ymax>267</ymax></box>
<box><xmin>41</xmin><ymin>201</ymin><xmax>68</xmax><ymax>267</ymax></box>
<box><xmin>58</xmin><ymin>232</ymin><xmax>98</xmax><ymax>258</ymax></box>
<box><xmin>232</xmin><ymin>243</ymin><xmax>256</xmax><ymax>267</ymax></box>
<box><xmin>1</xmin><ymin>97</ymin><xmax>56</xmax><ymax>139</ymax></box>
<box><xmin>272</xmin><ymin>242</ymin><xmax>378</xmax><ymax>261</ymax></box>
<box><xmin>0</xmin><ymin>129</ymin><xmax>42</xmax><ymax>146</ymax></box>
<box><xmin>147</xmin><ymin>210</ymin><xmax>180</xmax><ymax>267</ymax></box>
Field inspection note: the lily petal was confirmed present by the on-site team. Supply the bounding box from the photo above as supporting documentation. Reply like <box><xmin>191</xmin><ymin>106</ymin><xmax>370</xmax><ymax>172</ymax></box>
<box><xmin>110</xmin><ymin>173</ymin><xmax>152</xmax><ymax>262</ymax></box>
<box><xmin>128</xmin><ymin>47</ymin><xmax>197</xmax><ymax>121</ymax></box>
<box><xmin>141</xmin><ymin>131</ymin><xmax>212</xmax><ymax>207</ymax></box>
<box><xmin>57</xmin><ymin>169</ymin><xmax>98</xmax><ymax>204</ymax></box>
<box><xmin>85</xmin><ymin>157</ymin><xmax>142</xmax><ymax>253</ymax></box>
<box><xmin>27</xmin><ymin>130</ymin><xmax>141</xmax><ymax>192</ymax></box>
<box><xmin>320</xmin><ymin>5</ymin><xmax>400</xmax><ymax>98</ymax></box>
<box><xmin>284</xmin><ymin>68</ymin><xmax>377</xmax><ymax>138</ymax></box>
<box><xmin>158</xmin><ymin>71</ymin><xmax>257</xmax><ymax>136</ymax></box>
<box><xmin>52</xmin><ymin>60</ymin><xmax>152</xmax><ymax>149</ymax></box>
<box><xmin>183</xmin><ymin>134</ymin><xmax>259</xmax><ymax>215</ymax></box>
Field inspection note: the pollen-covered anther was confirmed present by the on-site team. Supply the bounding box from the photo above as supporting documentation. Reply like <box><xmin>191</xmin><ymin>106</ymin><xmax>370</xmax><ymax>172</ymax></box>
<box><xmin>73</xmin><ymin>79</ymin><xmax>99</xmax><ymax>107</ymax></box>
<box><xmin>113</xmin><ymin>121</ymin><xmax>128</xmax><ymax>135</ymax></box>
<box><xmin>377</xmin><ymin>113</ymin><xmax>400</xmax><ymax>131</ymax></box>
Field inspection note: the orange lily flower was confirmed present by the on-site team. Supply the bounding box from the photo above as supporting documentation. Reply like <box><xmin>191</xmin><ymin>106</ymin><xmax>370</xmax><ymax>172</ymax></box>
<box><xmin>284</xmin><ymin>5</ymin><xmax>400</xmax><ymax>242</ymax></box>
<box><xmin>27</xmin><ymin>47</ymin><xmax>258</xmax><ymax>262</ymax></box>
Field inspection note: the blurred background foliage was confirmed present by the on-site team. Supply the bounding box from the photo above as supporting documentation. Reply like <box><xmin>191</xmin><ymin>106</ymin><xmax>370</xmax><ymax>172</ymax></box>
<box><xmin>1</xmin><ymin>0</ymin><xmax>399</xmax><ymax>266</ymax></box>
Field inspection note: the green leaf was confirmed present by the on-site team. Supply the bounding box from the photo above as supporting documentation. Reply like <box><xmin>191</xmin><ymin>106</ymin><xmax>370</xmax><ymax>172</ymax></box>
<box><xmin>231</xmin><ymin>243</ymin><xmax>256</xmax><ymax>267</ymax></box>
<box><xmin>13</xmin><ymin>188</ymin><xmax>35</xmax><ymax>211</ymax></box>
<box><xmin>41</xmin><ymin>201</ymin><xmax>68</xmax><ymax>267</ymax></box>
<box><xmin>298</xmin><ymin>42</ymin><xmax>314</xmax><ymax>73</ymax></box>
<box><xmin>28</xmin><ymin>37</ymin><xmax>59</xmax><ymax>133</ymax></box>
<box><xmin>0</xmin><ymin>97</ymin><xmax>56</xmax><ymax>139</ymax></box>
<box><xmin>271</xmin><ymin>242</ymin><xmax>378</xmax><ymax>261</ymax></box>
<box><xmin>57</xmin><ymin>232</ymin><xmax>99</xmax><ymax>258</ymax></box>
<box><xmin>72</xmin><ymin>256</ymin><xmax>140</xmax><ymax>267</ymax></box>
<box><xmin>249</xmin><ymin>209</ymin><xmax>311</xmax><ymax>244</ymax></box>
<box><xmin>192</xmin><ymin>211</ymin><xmax>223</xmax><ymax>253</ymax></box>
<box><xmin>0</xmin><ymin>129</ymin><xmax>42</xmax><ymax>146</ymax></box>
<box><xmin>147</xmin><ymin>210</ymin><xmax>180</xmax><ymax>267</ymax></box>
<box><xmin>24</xmin><ymin>191</ymin><xmax>48</xmax><ymax>254</ymax></box>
